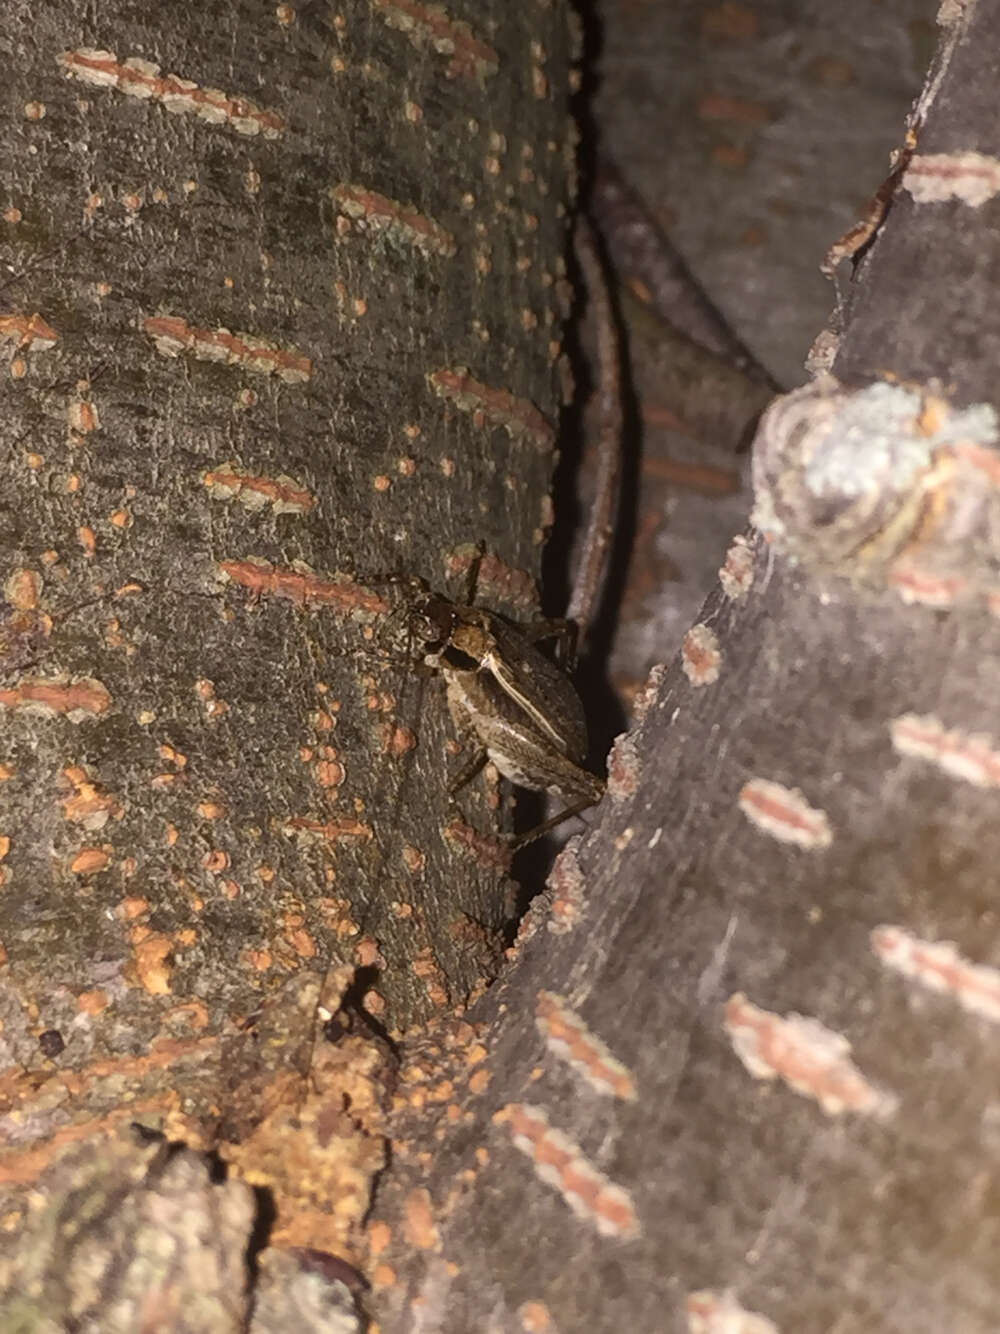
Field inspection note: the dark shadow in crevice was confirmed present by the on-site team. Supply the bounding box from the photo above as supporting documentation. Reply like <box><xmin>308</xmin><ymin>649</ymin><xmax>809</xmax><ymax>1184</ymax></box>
<box><xmin>512</xmin><ymin>2</ymin><xmax>638</xmax><ymax>906</ymax></box>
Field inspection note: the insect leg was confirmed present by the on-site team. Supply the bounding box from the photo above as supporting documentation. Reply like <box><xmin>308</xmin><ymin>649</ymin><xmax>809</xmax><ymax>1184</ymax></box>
<box><xmin>510</xmin><ymin>794</ymin><xmax>599</xmax><ymax>850</ymax></box>
<box><xmin>519</xmin><ymin>615</ymin><xmax>579</xmax><ymax>670</ymax></box>
<box><xmin>447</xmin><ymin>748</ymin><xmax>489</xmax><ymax>797</ymax></box>
<box><xmin>459</xmin><ymin>542</ymin><xmax>486</xmax><ymax>605</ymax></box>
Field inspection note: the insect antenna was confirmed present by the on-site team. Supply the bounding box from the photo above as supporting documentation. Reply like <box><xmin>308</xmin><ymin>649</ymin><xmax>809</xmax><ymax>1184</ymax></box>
<box><xmin>461</xmin><ymin>542</ymin><xmax>485</xmax><ymax>605</ymax></box>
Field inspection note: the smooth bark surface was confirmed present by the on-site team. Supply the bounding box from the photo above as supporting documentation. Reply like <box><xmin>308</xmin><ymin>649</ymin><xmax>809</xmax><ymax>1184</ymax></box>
<box><xmin>373</xmin><ymin>5</ymin><xmax>1000</xmax><ymax>1331</ymax></box>
<box><xmin>0</xmin><ymin>0</ymin><xmax>575</xmax><ymax>1318</ymax></box>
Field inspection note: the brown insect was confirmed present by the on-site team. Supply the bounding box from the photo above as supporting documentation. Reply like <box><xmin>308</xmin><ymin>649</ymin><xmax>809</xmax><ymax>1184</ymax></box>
<box><xmin>403</xmin><ymin>583</ymin><xmax>605</xmax><ymax>846</ymax></box>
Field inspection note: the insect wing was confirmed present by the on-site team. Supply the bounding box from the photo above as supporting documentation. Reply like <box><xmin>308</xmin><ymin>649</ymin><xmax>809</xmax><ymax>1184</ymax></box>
<box><xmin>481</xmin><ymin>619</ymin><xmax>589</xmax><ymax>763</ymax></box>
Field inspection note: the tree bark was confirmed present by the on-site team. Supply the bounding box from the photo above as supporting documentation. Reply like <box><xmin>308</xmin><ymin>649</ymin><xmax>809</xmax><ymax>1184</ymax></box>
<box><xmin>373</xmin><ymin>6</ymin><xmax>1000</xmax><ymax>1332</ymax></box>
<box><xmin>0</xmin><ymin>0</ymin><xmax>575</xmax><ymax>1321</ymax></box>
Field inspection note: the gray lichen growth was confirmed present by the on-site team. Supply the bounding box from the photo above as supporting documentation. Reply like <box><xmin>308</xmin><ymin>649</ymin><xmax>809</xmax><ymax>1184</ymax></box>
<box><xmin>0</xmin><ymin>1128</ymin><xmax>254</xmax><ymax>1333</ymax></box>
<box><xmin>0</xmin><ymin>1126</ymin><xmax>362</xmax><ymax>1334</ymax></box>
<box><xmin>801</xmin><ymin>381</ymin><xmax>996</xmax><ymax>499</ymax></box>
<box><xmin>750</xmin><ymin>375</ymin><xmax>1000</xmax><ymax>596</ymax></box>
<box><xmin>250</xmin><ymin>1249</ymin><xmax>361</xmax><ymax>1334</ymax></box>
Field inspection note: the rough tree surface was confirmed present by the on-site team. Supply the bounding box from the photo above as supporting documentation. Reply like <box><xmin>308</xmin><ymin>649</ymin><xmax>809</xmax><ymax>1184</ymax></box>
<box><xmin>6</xmin><ymin>2</ymin><xmax>999</xmax><ymax>1332</ymax></box>
<box><xmin>373</xmin><ymin>5</ymin><xmax>1000</xmax><ymax>1332</ymax></box>
<box><xmin>0</xmin><ymin>0</ymin><xmax>576</xmax><ymax>1323</ymax></box>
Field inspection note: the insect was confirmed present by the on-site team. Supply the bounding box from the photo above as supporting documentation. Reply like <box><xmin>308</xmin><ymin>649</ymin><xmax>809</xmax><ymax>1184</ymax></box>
<box><xmin>398</xmin><ymin>579</ymin><xmax>606</xmax><ymax>847</ymax></box>
<box><xmin>374</xmin><ymin>221</ymin><xmax>619</xmax><ymax>848</ymax></box>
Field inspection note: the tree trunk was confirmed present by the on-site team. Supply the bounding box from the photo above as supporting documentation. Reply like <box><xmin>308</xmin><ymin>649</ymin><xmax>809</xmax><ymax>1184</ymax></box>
<box><xmin>0</xmin><ymin>0</ymin><xmax>575</xmax><ymax>1323</ymax></box>
<box><xmin>373</xmin><ymin>7</ymin><xmax>1000</xmax><ymax>1332</ymax></box>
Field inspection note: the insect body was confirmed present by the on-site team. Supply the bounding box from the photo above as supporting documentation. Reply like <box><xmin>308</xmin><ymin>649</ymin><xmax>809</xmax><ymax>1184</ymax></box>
<box><xmin>407</xmin><ymin>589</ymin><xmax>605</xmax><ymax>839</ymax></box>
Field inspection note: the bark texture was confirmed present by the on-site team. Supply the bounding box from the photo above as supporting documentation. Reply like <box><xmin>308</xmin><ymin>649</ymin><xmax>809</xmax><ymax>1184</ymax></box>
<box><xmin>372</xmin><ymin>5</ymin><xmax>1000</xmax><ymax>1331</ymax></box>
<box><xmin>0</xmin><ymin>0</ymin><xmax>575</xmax><ymax>1317</ymax></box>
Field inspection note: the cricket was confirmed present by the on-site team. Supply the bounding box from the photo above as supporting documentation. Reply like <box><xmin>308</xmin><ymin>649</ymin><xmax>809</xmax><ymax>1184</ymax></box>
<box><xmin>397</xmin><ymin>577</ymin><xmax>606</xmax><ymax>847</ymax></box>
<box><xmin>378</xmin><ymin>222</ymin><xmax>620</xmax><ymax>848</ymax></box>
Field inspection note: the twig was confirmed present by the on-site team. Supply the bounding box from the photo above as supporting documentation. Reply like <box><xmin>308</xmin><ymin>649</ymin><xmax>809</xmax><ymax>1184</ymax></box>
<box><xmin>567</xmin><ymin>219</ymin><xmax>622</xmax><ymax>650</ymax></box>
<box><xmin>591</xmin><ymin>155</ymin><xmax>781</xmax><ymax>392</ymax></box>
